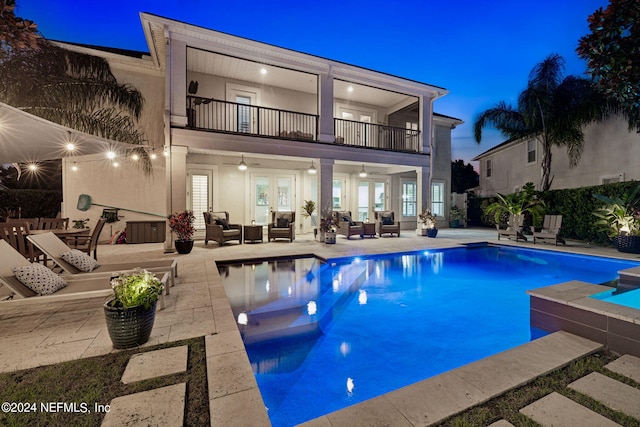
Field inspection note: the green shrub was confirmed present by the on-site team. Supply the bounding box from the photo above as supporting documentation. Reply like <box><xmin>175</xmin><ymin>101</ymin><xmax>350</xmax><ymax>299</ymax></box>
<box><xmin>469</xmin><ymin>181</ymin><xmax>639</xmax><ymax>246</ymax></box>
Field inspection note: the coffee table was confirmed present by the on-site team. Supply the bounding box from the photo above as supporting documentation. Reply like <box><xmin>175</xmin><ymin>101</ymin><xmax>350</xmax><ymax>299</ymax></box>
<box><xmin>363</xmin><ymin>222</ymin><xmax>376</xmax><ymax>237</ymax></box>
<box><xmin>244</xmin><ymin>225</ymin><xmax>263</xmax><ymax>243</ymax></box>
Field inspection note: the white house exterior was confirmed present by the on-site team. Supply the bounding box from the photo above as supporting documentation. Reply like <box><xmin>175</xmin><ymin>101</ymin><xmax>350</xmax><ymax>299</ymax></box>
<box><xmin>59</xmin><ymin>13</ymin><xmax>462</xmax><ymax>244</ymax></box>
<box><xmin>473</xmin><ymin>115</ymin><xmax>640</xmax><ymax>196</ymax></box>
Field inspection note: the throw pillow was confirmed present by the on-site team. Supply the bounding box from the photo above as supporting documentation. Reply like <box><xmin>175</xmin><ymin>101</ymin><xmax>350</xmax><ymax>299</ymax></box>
<box><xmin>341</xmin><ymin>215</ymin><xmax>356</xmax><ymax>226</ymax></box>
<box><xmin>215</xmin><ymin>218</ymin><xmax>231</xmax><ymax>230</ymax></box>
<box><xmin>381</xmin><ymin>215</ymin><xmax>394</xmax><ymax>225</ymax></box>
<box><xmin>12</xmin><ymin>263</ymin><xmax>67</xmax><ymax>295</ymax></box>
<box><xmin>61</xmin><ymin>249</ymin><xmax>100</xmax><ymax>272</ymax></box>
<box><xmin>276</xmin><ymin>217</ymin><xmax>290</xmax><ymax>228</ymax></box>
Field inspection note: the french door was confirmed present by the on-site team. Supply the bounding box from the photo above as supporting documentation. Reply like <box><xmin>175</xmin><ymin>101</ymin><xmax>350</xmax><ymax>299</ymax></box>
<box><xmin>251</xmin><ymin>173</ymin><xmax>296</xmax><ymax>225</ymax></box>
<box><xmin>357</xmin><ymin>179</ymin><xmax>387</xmax><ymax>222</ymax></box>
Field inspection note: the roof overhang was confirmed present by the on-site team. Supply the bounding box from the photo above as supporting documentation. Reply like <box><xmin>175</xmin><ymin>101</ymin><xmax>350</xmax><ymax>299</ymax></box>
<box><xmin>0</xmin><ymin>102</ymin><xmax>139</xmax><ymax>164</ymax></box>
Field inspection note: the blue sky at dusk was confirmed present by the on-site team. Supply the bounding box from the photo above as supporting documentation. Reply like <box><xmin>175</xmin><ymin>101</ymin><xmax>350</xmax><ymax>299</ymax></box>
<box><xmin>18</xmin><ymin>0</ymin><xmax>608</xmax><ymax>164</ymax></box>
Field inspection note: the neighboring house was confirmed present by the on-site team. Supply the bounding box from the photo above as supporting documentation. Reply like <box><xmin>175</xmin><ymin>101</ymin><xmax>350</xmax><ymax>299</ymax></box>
<box><xmin>472</xmin><ymin>115</ymin><xmax>640</xmax><ymax>196</ymax></box>
<box><xmin>58</xmin><ymin>12</ymin><xmax>462</xmax><ymax>242</ymax></box>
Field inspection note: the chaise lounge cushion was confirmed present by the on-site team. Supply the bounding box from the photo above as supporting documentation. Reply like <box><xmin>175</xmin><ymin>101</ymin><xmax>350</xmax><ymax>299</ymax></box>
<box><xmin>12</xmin><ymin>263</ymin><xmax>67</xmax><ymax>295</ymax></box>
<box><xmin>61</xmin><ymin>249</ymin><xmax>100</xmax><ymax>272</ymax></box>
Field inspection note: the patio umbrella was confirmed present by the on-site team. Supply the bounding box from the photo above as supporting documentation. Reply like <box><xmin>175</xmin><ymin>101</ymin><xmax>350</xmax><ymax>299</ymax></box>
<box><xmin>0</xmin><ymin>102</ymin><xmax>139</xmax><ymax>163</ymax></box>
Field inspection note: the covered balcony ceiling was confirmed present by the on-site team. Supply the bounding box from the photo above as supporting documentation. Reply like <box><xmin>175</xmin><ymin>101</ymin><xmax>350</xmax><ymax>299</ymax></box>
<box><xmin>187</xmin><ymin>49</ymin><xmax>416</xmax><ymax>109</ymax></box>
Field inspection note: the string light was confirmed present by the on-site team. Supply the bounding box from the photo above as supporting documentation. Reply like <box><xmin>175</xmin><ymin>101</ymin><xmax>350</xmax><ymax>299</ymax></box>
<box><xmin>71</xmin><ymin>162</ymin><xmax>78</xmax><ymax>171</ymax></box>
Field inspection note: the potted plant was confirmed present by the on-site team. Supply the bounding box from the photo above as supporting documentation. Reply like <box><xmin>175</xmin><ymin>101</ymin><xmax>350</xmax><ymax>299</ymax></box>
<box><xmin>449</xmin><ymin>206</ymin><xmax>464</xmax><ymax>228</ymax></box>
<box><xmin>167</xmin><ymin>210</ymin><xmax>195</xmax><ymax>254</ymax></box>
<box><xmin>418</xmin><ymin>209</ymin><xmax>438</xmax><ymax>237</ymax></box>
<box><xmin>301</xmin><ymin>200</ymin><xmax>318</xmax><ymax>238</ymax></box>
<box><xmin>483</xmin><ymin>182</ymin><xmax>545</xmax><ymax>231</ymax></box>
<box><xmin>593</xmin><ymin>185</ymin><xmax>640</xmax><ymax>253</ymax></box>
<box><xmin>319</xmin><ymin>215</ymin><xmax>337</xmax><ymax>244</ymax></box>
<box><xmin>104</xmin><ymin>269</ymin><xmax>165</xmax><ymax>349</ymax></box>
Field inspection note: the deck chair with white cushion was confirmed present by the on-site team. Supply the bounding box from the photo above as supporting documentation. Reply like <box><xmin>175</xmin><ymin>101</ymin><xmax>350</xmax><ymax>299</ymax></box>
<box><xmin>27</xmin><ymin>232</ymin><xmax>178</xmax><ymax>291</ymax></box>
<box><xmin>0</xmin><ymin>240</ymin><xmax>167</xmax><ymax>307</ymax></box>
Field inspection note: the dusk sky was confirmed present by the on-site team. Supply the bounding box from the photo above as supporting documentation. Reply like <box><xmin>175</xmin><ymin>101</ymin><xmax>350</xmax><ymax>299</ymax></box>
<box><xmin>18</xmin><ymin>0</ymin><xmax>609</xmax><ymax>164</ymax></box>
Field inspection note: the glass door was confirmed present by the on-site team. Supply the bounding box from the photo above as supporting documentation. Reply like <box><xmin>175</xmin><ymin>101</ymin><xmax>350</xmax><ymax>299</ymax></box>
<box><xmin>251</xmin><ymin>173</ymin><xmax>295</xmax><ymax>225</ymax></box>
<box><xmin>357</xmin><ymin>179</ymin><xmax>387</xmax><ymax>222</ymax></box>
<box><xmin>226</xmin><ymin>85</ymin><xmax>259</xmax><ymax>134</ymax></box>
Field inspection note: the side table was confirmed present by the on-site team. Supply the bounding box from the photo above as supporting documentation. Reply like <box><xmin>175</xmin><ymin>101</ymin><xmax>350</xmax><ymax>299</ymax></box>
<box><xmin>243</xmin><ymin>225</ymin><xmax>263</xmax><ymax>243</ymax></box>
<box><xmin>363</xmin><ymin>222</ymin><xmax>376</xmax><ymax>238</ymax></box>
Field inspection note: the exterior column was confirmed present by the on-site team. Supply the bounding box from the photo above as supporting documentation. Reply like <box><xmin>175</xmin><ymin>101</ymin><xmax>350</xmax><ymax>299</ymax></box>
<box><xmin>169</xmin><ymin>38</ymin><xmax>188</xmax><ymax>127</ymax></box>
<box><xmin>319</xmin><ymin>158</ymin><xmax>334</xmax><ymax>221</ymax></box>
<box><xmin>419</xmin><ymin>94</ymin><xmax>433</xmax><ymax>154</ymax></box>
<box><xmin>317</xmin><ymin>73</ymin><xmax>334</xmax><ymax>143</ymax></box>
<box><xmin>165</xmin><ymin>145</ymin><xmax>188</xmax><ymax>251</ymax></box>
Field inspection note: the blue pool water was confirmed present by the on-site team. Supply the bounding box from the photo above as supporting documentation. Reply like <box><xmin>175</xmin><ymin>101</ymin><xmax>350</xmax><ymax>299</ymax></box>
<box><xmin>592</xmin><ymin>288</ymin><xmax>640</xmax><ymax>309</ymax></box>
<box><xmin>218</xmin><ymin>245</ymin><xmax>639</xmax><ymax>427</ymax></box>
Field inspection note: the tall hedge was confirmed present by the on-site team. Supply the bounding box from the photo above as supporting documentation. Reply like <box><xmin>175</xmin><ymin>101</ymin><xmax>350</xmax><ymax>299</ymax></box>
<box><xmin>0</xmin><ymin>189</ymin><xmax>62</xmax><ymax>220</ymax></box>
<box><xmin>468</xmin><ymin>181</ymin><xmax>639</xmax><ymax>246</ymax></box>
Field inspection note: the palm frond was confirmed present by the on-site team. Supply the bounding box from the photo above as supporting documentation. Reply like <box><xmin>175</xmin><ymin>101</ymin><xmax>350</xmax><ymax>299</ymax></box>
<box><xmin>473</xmin><ymin>102</ymin><xmax>527</xmax><ymax>142</ymax></box>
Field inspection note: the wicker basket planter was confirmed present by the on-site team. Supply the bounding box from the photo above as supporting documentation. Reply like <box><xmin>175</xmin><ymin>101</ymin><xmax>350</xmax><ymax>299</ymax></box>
<box><xmin>104</xmin><ymin>299</ymin><xmax>157</xmax><ymax>349</ymax></box>
<box><xmin>613</xmin><ymin>235</ymin><xmax>640</xmax><ymax>254</ymax></box>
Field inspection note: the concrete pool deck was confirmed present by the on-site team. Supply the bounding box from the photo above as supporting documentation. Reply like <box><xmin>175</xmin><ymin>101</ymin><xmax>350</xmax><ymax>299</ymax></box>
<box><xmin>1</xmin><ymin>228</ymin><xmax>639</xmax><ymax>426</ymax></box>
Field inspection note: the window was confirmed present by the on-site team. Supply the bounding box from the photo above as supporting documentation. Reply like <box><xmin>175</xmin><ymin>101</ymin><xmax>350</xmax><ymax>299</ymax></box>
<box><xmin>527</xmin><ymin>140</ymin><xmax>536</xmax><ymax>163</ymax></box>
<box><xmin>402</xmin><ymin>180</ymin><xmax>417</xmax><ymax>217</ymax></box>
<box><xmin>431</xmin><ymin>181</ymin><xmax>444</xmax><ymax>217</ymax></box>
<box><xmin>486</xmin><ymin>159</ymin><xmax>492</xmax><ymax>178</ymax></box>
<box><xmin>332</xmin><ymin>179</ymin><xmax>343</xmax><ymax>209</ymax></box>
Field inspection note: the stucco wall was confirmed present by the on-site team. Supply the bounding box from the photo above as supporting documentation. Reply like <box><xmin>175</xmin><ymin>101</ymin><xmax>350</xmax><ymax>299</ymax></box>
<box><xmin>61</xmin><ymin>156</ymin><xmax>166</xmax><ymax>243</ymax></box>
<box><xmin>476</xmin><ymin>116</ymin><xmax>640</xmax><ymax>196</ymax></box>
<box><xmin>187</xmin><ymin>71</ymin><xmax>318</xmax><ymax>115</ymax></box>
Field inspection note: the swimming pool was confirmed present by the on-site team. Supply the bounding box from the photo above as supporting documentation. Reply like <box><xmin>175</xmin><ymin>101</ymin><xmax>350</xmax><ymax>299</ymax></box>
<box><xmin>591</xmin><ymin>288</ymin><xmax>640</xmax><ymax>309</ymax></box>
<box><xmin>218</xmin><ymin>245</ymin><xmax>639</xmax><ymax>427</ymax></box>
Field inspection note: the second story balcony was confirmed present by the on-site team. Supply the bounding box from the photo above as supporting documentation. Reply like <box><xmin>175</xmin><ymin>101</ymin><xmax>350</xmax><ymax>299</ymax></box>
<box><xmin>186</xmin><ymin>96</ymin><xmax>421</xmax><ymax>153</ymax></box>
<box><xmin>187</xmin><ymin>96</ymin><xmax>318</xmax><ymax>141</ymax></box>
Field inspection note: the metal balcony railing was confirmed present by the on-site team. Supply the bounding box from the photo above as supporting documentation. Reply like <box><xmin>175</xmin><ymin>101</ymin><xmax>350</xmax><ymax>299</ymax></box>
<box><xmin>334</xmin><ymin>118</ymin><xmax>420</xmax><ymax>152</ymax></box>
<box><xmin>187</xmin><ymin>96</ymin><xmax>318</xmax><ymax>141</ymax></box>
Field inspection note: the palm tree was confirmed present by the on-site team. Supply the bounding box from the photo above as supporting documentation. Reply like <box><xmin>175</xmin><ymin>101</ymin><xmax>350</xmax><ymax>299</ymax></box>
<box><xmin>0</xmin><ymin>38</ymin><xmax>151</xmax><ymax>171</ymax></box>
<box><xmin>474</xmin><ymin>54</ymin><xmax>608</xmax><ymax>191</ymax></box>
<box><xmin>484</xmin><ymin>182</ymin><xmax>546</xmax><ymax>227</ymax></box>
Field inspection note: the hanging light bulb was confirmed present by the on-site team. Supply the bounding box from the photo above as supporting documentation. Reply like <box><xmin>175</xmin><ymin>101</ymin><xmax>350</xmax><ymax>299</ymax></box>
<box><xmin>71</xmin><ymin>162</ymin><xmax>78</xmax><ymax>172</ymax></box>
<box><xmin>358</xmin><ymin>164</ymin><xmax>367</xmax><ymax>178</ymax></box>
<box><xmin>308</xmin><ymin>160</ymin><xmax>317</xmax><ymax>174</ymax></box>
<box><xmin>150</xmin><ymin>149</ymin><xmax>157</xmax><ymax>160</ymax></box>
<box><xmin>238</xmin><ymin>154</ymin><xmax>247</xmax><ymax>171</ymax></box>
<box><xmin>131</xmin><ymin>153</ymin><xmax>140</xmax><ymax>161</ymax></box>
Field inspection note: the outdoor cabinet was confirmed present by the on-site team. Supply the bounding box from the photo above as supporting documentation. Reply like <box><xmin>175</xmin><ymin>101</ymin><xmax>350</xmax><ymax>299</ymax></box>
<box><xmin>126</xmin><ymin>220</ymin><xmax>166</xmax><ymax>244</ymax></box>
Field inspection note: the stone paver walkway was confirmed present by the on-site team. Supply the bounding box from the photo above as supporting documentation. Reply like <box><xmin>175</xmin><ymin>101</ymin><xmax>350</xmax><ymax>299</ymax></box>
<box><xmin>120</xmin><ymin>345</ymin><xmax>188</xmax><ymax>384</ymax></box>
<box><xmin>518</xmin><ymin>353</ymin><xmax>640</xmax><ymax>426</ymax></box>
<box><xmin>101</xmin><ymin>383</ymin><xmax>186</xmax><ymax>427</ymax></box>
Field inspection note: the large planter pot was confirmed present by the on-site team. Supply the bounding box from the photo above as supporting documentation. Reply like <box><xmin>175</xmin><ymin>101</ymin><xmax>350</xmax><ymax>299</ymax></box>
<box><xmin>613</xmin><ymin>235</ymin><xmax>640</xmax><ymax>254</ymax></box>
<box><xmin>104</xmin><ymin>299</ymin><xmax>157</xmax><ymax>349</ymax></box>
<box><xmin>449</xmin><ymin>219</ymin><xmax>460</xmax><ymax>228</ymax></box>
<box><xmin>324</xmin><ymin>232</ymin><xmax>336</xmax><ymax>244</ymax></box>
<box><xmin>426</xmin><ymin>228</ymin><xmax>438</xmax><ymax>238</ymax></box>
<box><xmin>174</xmin><ymin>239</ymin><xmax>194</xmax><ymax>254</ymax></box>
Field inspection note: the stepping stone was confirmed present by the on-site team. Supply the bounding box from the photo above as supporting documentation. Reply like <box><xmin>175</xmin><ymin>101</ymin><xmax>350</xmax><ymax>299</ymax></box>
<box><xmin>101</xmin><ymin>383</ymin><xmax>186</xmax><ymax>427</ymax></box>
<box><xmin>488</xmin><ymin>420</ymin><xmax>515</xmax><ymax>427</ymax></box>
<box><xmin>121</xmin><ymin>345</ymin><xmax>188</xmax><ymax>384</ymax></box>
<box><xmin>605</xmin><ymin>354</ymin><xmax>640</xmax><ymax>383</ymax></box>
<box><xmin>569</xmin><ymin>372</ymin><xmax>640</xmax><ymax>419</ymax></box>
<box><xmin>520</xmin><ymin>392</ymin><xmax>621</xmax><ymax>427</ymax></box>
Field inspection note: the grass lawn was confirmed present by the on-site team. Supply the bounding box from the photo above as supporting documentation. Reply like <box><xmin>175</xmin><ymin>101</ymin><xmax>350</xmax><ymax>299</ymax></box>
<box><xmin>441</xmin><ymin>351</ymin><xmax>640</xmax><ymax>427</ymax></box>
<box><xmin>0</xmin><ymin>337</ymin><xmax>208</xmax><ymax>427</ymax></box>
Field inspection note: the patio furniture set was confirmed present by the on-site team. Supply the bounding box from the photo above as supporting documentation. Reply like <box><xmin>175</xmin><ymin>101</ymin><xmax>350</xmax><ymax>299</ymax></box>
<box><xmin>202</xmin><ymin>209</ymin><xmax>402</xmax><ymax>247</ymax></box>
<box><xmin>497</xmin><ymin>214</ymin><xmax>565</xmax><ymax>246</ymax></box>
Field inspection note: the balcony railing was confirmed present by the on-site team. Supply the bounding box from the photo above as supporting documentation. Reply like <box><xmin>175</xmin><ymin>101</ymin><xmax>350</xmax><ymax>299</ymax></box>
<box><xmin>334</xmin><ymin>118</ymin><xmax>420</xmax><ymax>152</ymax></box>
<box><xmin>187</xmin><ymin>96</ymin><xmax>318</xmax><ymax>141</ymax></box>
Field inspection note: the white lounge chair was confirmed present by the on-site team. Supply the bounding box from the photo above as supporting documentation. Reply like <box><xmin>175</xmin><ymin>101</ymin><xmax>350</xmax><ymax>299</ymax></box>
<box><xmin>26</xmin><ymin>232</ymin><xmax>178</xmax><ymax>292</ymax></box>
<box><xmin>0</xmin><ymin>240</ymin><xmax>168</xmax><ymax>307</ymax></box>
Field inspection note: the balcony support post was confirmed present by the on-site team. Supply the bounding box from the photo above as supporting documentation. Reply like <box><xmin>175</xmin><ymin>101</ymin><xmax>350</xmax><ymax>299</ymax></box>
<box><xmin>318</xmin><ymin>73</ymin><xmax>334</xmax><ymax>143</ymax></box>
